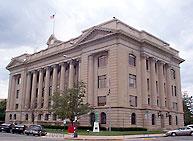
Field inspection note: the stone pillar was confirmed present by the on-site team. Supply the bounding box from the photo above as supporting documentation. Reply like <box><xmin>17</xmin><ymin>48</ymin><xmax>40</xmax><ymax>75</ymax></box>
<box><xmin>150</xmin><ymin>58</ymin><xmax>157</xmax><ymax>108</ymax></box>
<box><xmin>44</xmin><ymin>66</ymin><xmax>50</xmax><ymax>109</ymax></box>
<box><xmin>158</xmin><ymin>61</ymin><xmax>165</xmax><ymax>109</ymax></box>
<box><xmin>60</xmin><ymin>63</ymin><xmax>65</xmax><ymax>92</ymax></box>
<box><xmin>25</xmin><ymin>72</ymin><xmax>31</xmax><ymax>109</ymax></box>
<box><xmin>52</xmin><ymin>64</ymin><xmax>58</xmax><ymax>94</ymax></box>
<box><xmin>68</xmin><ymin>60</ymin><xmax>74</xmax><ymax>88</ymax></box>
<box><xmin>31</xmin><ymin>71</ymin><xmax>37</xmax><ymax>109</ymax></box>
<box><xmin>141</xmin><ymin>54</ymin><xmax>148</xmax><ymax>107</ymax></box>
<box><xmin>6</xmin><ymin>74</ymin><xmax>13</xmax><ymax>111</ymax></box>
<box><xmin>175</xmin><ymin>68</ymin><xmax>183</xmax><ymax>113</ymax></box>
<box><xmin>78</xmin><ymin>60</ymin><xmax>81</xmax><ymax>82</ymax></box>
<box><xmin>11</xmin><ymin>76</ymin><xmax>16</xmax><ymax>110</ymax></box>
<box><xmin>37</xmin><ymin>69</ymin><xmax>43</xmax><ymax>109</ymax></box>
<box><xmin>166</xmin><ymin>64</ymin><xmax>172</xmax><ymax>110</ymax></box>
<box><xmin>88</xmin><ymin>55</ymin><xmax>94</xmax><ymax>106</ymax></box>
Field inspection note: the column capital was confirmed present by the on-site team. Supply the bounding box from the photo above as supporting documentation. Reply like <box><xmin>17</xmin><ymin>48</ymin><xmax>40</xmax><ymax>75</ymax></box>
<box><xmin>140</xmin><ymin>52</ymin><xmax>149</xmax><ymax>58</ymax></box>
<box><xmin>157</xmin><ymin>60</ymin><xmax>165</xmax><ymax>65</ymax></box>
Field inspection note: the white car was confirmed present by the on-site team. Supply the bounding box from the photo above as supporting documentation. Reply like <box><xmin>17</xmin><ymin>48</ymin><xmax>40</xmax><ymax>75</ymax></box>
<box><xmin>187</xmin><ymin>124</ymin><xmax>193</xmax><ymax>128</ymax></box>
<box><xmin>165</xmin><ymin>127</ymin><xmax>193</xmax><ymax>136</ymax></box>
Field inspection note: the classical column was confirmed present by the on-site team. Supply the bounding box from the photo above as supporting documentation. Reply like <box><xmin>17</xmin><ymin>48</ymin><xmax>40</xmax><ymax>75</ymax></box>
<box><xmin>31</xmin><ymin>71</ymin><xmax>37</xmax><ymax>109</ymax></box>
<box><xmin>141</xmin><ymin>54</ymin><xmax>148</xmax><ymax>107</ymax></box>
<box><xmin>68</xmin><ymin>60</ymin><xmax>74</xmax><ymax>88</ymax></box>
<box><xmin>25</xmin><ymin>72</ymin><xmax>32</xmax><ymax>109</ymax></box>
<box><xmin>88</xmin><ymin>55</ymin><xmax>94</xmax><ymax>106</ymax></box>
<box><xmin>166</xmin><ymin>64</ymin><xmax>172</xmax><ymax>110</ymax></box>
<box><xmin>150</xmin><ymin>57</ymin><xmax>157</xmax><ymax>108</ymax></box>
<box><xmin>37</xmin><ymin>69</ymin><xmax>43</xmax><ymax>109</ymax></box>
<box><xmin>9</xmin><ymin>75</ymin><xmax>16</xmax><ymax>110</ymax></box>
<box><xmin>60</xmin><ymin>63</ymin><xmax>65</xmax><ymax>92</ymax></box>
<box><xmin>52</xmin><ymin>64</ymin><xmax>58</xmax><ymax>94</ymax></box>
<box><xmin>44</xmin><ymin>66</ymin><xmax>50</xmax><ymax>109</ymax></box>
<box><xmin>78</xmin><ymin>60</ymin><xmax>81</xmax><ymax>82</ymax></box>
<box><xmin>158</xmin><ymin>61</ymin><xmax>165</xmax><ymax>109</ymax></box>
<box><xmin>6</xmin><ymin>74</ymin><xmax>13</xmax><ymax>111</ymax></box>
<box><xmin>175</xmin><ymin>68</ymin><xmax>183</xmax><ymax>113</ymax></box>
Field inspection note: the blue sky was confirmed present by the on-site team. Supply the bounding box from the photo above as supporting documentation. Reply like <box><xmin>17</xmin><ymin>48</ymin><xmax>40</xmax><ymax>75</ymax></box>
<box><xmin>0</xmin><ymin>0</ymin><xmax>193</xmax><ymax>98</ymax></box>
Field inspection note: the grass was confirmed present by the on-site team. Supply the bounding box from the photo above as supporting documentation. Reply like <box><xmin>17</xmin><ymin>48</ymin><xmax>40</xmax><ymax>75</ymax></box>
<box><xmin>46</xmin><ymin>128</ymin><xmax>162</xmax><ymax>136</ymax></box>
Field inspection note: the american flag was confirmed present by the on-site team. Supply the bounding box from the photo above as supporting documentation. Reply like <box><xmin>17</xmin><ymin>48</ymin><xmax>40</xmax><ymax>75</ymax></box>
<box><xmin>50</xmin><ymin>14</ymin><xmax>55</xmax><ymax>19</ymax></box>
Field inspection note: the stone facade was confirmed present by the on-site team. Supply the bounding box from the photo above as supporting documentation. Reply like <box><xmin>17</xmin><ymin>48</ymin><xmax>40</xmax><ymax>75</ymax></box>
<box><xmin>5</xmin><ymin>18</ymin><xmax>184</xmax><ymax>130</ymax></box>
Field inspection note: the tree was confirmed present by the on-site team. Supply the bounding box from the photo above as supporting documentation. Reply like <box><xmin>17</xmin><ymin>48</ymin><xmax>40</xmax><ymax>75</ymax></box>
<box><xmin>183</xmin><ymin>98</ymin><xmax>193</xmax><ymax>125</ymax></box>
<box><xmin>0</xmin><ymin>99</ymin><xmax>6</xmax><ymax>122</ymax></box>
<box><xmin>52</xmin><ymin>81</ymin><xmax>92</xmax><ymax>125</ymax></box>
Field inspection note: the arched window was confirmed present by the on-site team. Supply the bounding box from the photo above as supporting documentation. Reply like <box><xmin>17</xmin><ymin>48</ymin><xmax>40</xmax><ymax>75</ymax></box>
<box><xmin>131</xmin><ymin>113</ymin><xmax>136</xmax><ymax>125</ymax></box>
<box><xmin>53</xmin><ymin>113</ymin><xmax>57</xmax><ymax>121</ymax></box>
<box><xmin>175</xmin><ymin>116</ymin><xmax>178</xmax><ymax>125</ymax></box>
<box><xmin>100</xmin><ymin>112</ymin><xmax>106</xmax><ymax>124</ymax></box>
<box><xmin>129</xmin><ymin>54</ymin><xmax>136</xmax><ymax>66</ymax></box>
<box><xmin>9</xmin><ymin>114</ymin><xmax>12</xmax><ymax>120</ymax></box>
<box><xmin>171</xmin><ymin>69</ymin><xmax>176</xmax><ymax>79</ymax></box>
<box><xmin>152</xmin><ymin>114</ymin><xmax>155</xmax><ymax>125</ymax></box>
<box><xmin>90</xmin><ymin>112</ymin><xmax>95</xmax><ymax>126</ymax></box>
<box><xmin>169</xmin><ymin>115</ymin><xmax>172</xmax><ymax>125</ymax></box>
<box><xmin>14</xmin><ymin>114</ymin><xmax>16</xmax><ymax>120</ymax></box>
<box><xmin>25</xmin><ymin>114</ymin><xmax>28</xmax><ymax>121</ymax></box>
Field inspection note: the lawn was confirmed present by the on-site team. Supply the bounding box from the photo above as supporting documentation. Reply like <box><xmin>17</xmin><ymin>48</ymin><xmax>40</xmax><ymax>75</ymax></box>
<box><xmin>46</xmin><ymin>128</ymin><xmax>162</xmax><ymax>136</ymax></box>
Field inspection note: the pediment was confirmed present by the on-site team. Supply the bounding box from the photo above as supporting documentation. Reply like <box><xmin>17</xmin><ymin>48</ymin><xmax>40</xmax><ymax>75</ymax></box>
<box><xmin>47</xmin><ymin>34</ymin><xmax>62</xmax><ymax>48</ymax></box>
<box><xmin>6</xmin><ymin>58</ymin><xmax>25</xmax><ymax>69</ymax></box>
<box><xmin>75</xmin><ymin>27</ymin><xmax>115</xmax><ymax>45</ymax></box>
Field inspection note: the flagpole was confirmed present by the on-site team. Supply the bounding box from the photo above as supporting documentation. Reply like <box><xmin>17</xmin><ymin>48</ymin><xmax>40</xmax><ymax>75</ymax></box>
<box><xmin>53</xmin><ymin>17</ymin><xmax>55</xmax><ymax>34</ymax></box>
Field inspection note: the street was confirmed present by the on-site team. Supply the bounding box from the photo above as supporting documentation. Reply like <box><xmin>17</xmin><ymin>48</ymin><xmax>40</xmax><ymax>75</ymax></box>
<box><xmin>0</xmin><ymin>132</ymin><xmax>193</xmax><ymax>141</ymax></box>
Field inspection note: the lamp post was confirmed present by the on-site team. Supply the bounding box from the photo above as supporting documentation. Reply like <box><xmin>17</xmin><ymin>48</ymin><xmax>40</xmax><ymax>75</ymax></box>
<box><xmin>107</xmin><ymin>88</ymin><xmax>111</xmax><ymax>131</ymax></box>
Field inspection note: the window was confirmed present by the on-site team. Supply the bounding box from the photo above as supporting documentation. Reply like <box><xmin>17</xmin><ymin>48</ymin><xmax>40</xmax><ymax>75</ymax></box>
<box><xmin>164</xmin><ymin>83</ymin><xmax>166</xmax><ymax>93</ymax></box>
<box><xmin>129</xmin><ymin>74</ymin><xmax>136</xmax><ymax>88</ymax></box>
<box><xmin>14</xmin><ymin>114</ymin><xmax>16</xmax><ymax>120</ymax></box>
<box><xmin>25</xmin><ymin>114</ymin><xmax>28</xmax><ymax>120</ymax></box>
<box><xmin>49</xmin><ymin>86</ymin><xmax>52</xmax><ymax>96</ymax></box>
<box><xmin>157</xmin><ymin>99</ymin><xmax>159</xmax><ymax>106</ymax></box>
<box><xmin>45</xmin><ymin>114</ymin><xmax>49</xmax><ymax>121</ymax></box>
<box><xmin>174</xmin><ymin>86</ymin><xmax>177</xmax><ymax>96</ymax></box>
<box><xmin>9</xmin><ymin>114</ymin><xmax>12</xmax><ymax>120</ymax></box>
<box><xmin>36</xmin><ymin>88</ymin><xmax>38</xmax><ymax>98</ymax></box>
<box><xmin>98</xmin><ymin>75</ymin><xmax>107</xmax><ymax>88</ymax></box>
<box><xmin>38</xmin><ymin>114</ymin><xmax>42</xmax><ymax>120</ymax></box>
<box><xmin>155</xmin><ymin>62</ymin><xmax>157</xmax><ymax>73</ymax></box>
<box><xmin>129</xmin><ymin>95</ymin><xmax>137</xmax><ymax>107</ymax></box>
<box><xmin>169</xmin><ymin>115</ymin><xmax>172</xmax><ymax>125</ymax></box>
<box><xmin>147</xmin><ymin>79</ymin><xmax>150</xmax><ymax>91</ymax></box>
<box><xmin>129</xmin><ymin>54</ymin><xmax>136</xmax><ymax>66</ymax></box>
<box><xmin>173</xmin><ymin>102</ymin><xmax>178</xmax><ymax>111</ymax></box>
<box><xmin>171</xmin><ymin>69</ymin><xmax>176</xmax><ymax>79</ymax></box>
<box><xmin>16</xmin><ymin>90</ymin><xmax>19</xmax><ymax>99</ymax></box>
<box><xmin>90</xmin><ymin>113</ymin><xmax>95</xmax><ymax>126</ymax></box>
<box><xmin>171</xmin><ymin>85</ymin><xmax>174</xmax><ymax>96</ymax></box>
<box><xmin>152</xmin><ymin>114</ymin><xmax>155</xmax><ymax>125</ymax></box>
<box><xmin>163</xmin><ymin>65</ymin><xmax>165</xmax><ymax>75</ymax></box>
<box><xmin>17</xmin><ymin>76</ymin><xmax>21</xmax><ymax>84</ymax></box>
<box><xmin>98</xmin><ymin>55</ymin><xmax>107</xmax><ymax>67</ymax></box>
<box><xmin>98</xmin><ymin>96</ymin><xmax>106</xmax><ymax>106</ymax></box>
<box><xmin>100</xmin><ymin>112</ymin><xmax>106</xmax><ymax>124</ymax></box>
<box><xmin>53</xmin><ymin>113</ymin><xmax>57</xmax><ymax>121</ymax></box>
<box><xmin>148</xmin><ymin>97</ymin><xmax>150</xmax><ymax>105</ymax></box>
<box><xmin>156</xmin><ymin>81</ymin><xmax>158</xmax><ymax>93</ymax></box>
<box><xmin>175</xmin><ymin>116</ymin><xmax>178</xmax><ymax>125</ymax></box>
<box><xmin>131</xmin><ymin>113</ymin><xmax>136</xmax><ymax>125</ymax></box>
<box><xmin>146</xmin><ymin>59</ymin><xmax>149</xmax><ymax>70</ymax></box>
<box><xmin>15</xmin><ymin>104</ymin><xmax>19</xmax><ymax>110</ymax></box>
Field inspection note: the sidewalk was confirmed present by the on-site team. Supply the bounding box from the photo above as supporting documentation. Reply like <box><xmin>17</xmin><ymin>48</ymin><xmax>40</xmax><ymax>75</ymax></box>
<box><xmin>45</xmin><ymin>133</ymin><xmax>165</xmax><ymax>140</ymax></box>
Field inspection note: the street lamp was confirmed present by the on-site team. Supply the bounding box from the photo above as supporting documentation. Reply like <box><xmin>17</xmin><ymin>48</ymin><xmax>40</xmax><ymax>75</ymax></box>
<box><xmin>107</xmin><ymin>88</ymin><xmax>111</xmax><ymax>131</ymax></box>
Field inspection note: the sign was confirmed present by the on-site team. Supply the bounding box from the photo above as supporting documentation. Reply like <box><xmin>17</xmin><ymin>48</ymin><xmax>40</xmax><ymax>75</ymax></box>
<box><xmin>93</xmin><ymin>122</ymin><xmax>100</xmax><ymax>132</ymax></box>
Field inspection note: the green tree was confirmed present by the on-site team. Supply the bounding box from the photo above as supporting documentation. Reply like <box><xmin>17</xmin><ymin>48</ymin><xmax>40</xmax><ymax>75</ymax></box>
<box><xmin>52</xmin><ymin>81</ymin><xmax>92</xmax><ymax>124</ymax></box>
<box><xmin>183</xmin><ymin>98</ymin><xmax>193</xmax><ymax>125</ymax></box>
<box><xmin>0</xmin><ymin>99</ymin><xmax>6</xmax><ymax>121</ymax></box>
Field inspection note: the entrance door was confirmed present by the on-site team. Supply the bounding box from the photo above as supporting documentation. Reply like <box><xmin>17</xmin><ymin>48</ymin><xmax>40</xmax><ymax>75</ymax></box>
<box><xmin>161</xmin><ymin>115</ymin><xmax>164</xmax><ymax>128</ymax></box>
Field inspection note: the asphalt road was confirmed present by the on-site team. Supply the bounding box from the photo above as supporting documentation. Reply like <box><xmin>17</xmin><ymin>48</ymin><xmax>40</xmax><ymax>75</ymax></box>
<box><xmin>1</xmin><ymin>132</ymin><xmax>193</xmax><ymax>141</ymax></box>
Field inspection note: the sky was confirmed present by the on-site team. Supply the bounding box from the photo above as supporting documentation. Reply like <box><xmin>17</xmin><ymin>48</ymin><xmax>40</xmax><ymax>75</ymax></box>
<box><xmin>0</xmin><ymin>0</ymin><xmax>193</xmax><ymax>98</ymax></box>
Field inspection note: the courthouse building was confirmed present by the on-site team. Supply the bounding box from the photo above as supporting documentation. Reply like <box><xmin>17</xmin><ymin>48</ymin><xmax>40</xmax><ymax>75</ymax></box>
<box><xmin>6</xmin><ymin>18</ymin><xmax>184</xmax><ymax>130</ymax></box>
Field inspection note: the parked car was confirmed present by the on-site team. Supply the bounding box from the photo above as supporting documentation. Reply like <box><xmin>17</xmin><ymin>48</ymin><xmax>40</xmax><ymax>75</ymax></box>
<box><xmin>0</xmin><ymin>123</ymin><xmax>15</xmax><ymax>133</ymax></box>
<box><xmin>187</xmin><ymin>124</ymin><xmax>193</xmax><ymax>128</ymax></box>
<box><xmin>165</xmin><ymin>127</ymin><xmax>193</xmax><ymax>136</ymax></box>
<box><xmin>12</xmin><ymin>124</ymin><xmax>27</xmax><ymax>134</ymax></box>
<box><xmin>24</xmin><ymin>125</ymin><xmax>47</xmax><ymax>136</ymax></box>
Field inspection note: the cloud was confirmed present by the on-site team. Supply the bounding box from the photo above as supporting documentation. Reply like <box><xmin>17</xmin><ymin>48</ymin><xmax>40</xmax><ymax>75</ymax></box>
<box><xmin>1</xmin><ymin>0</ymin><xmax>193</xmax><ymax>98</ymax></box>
